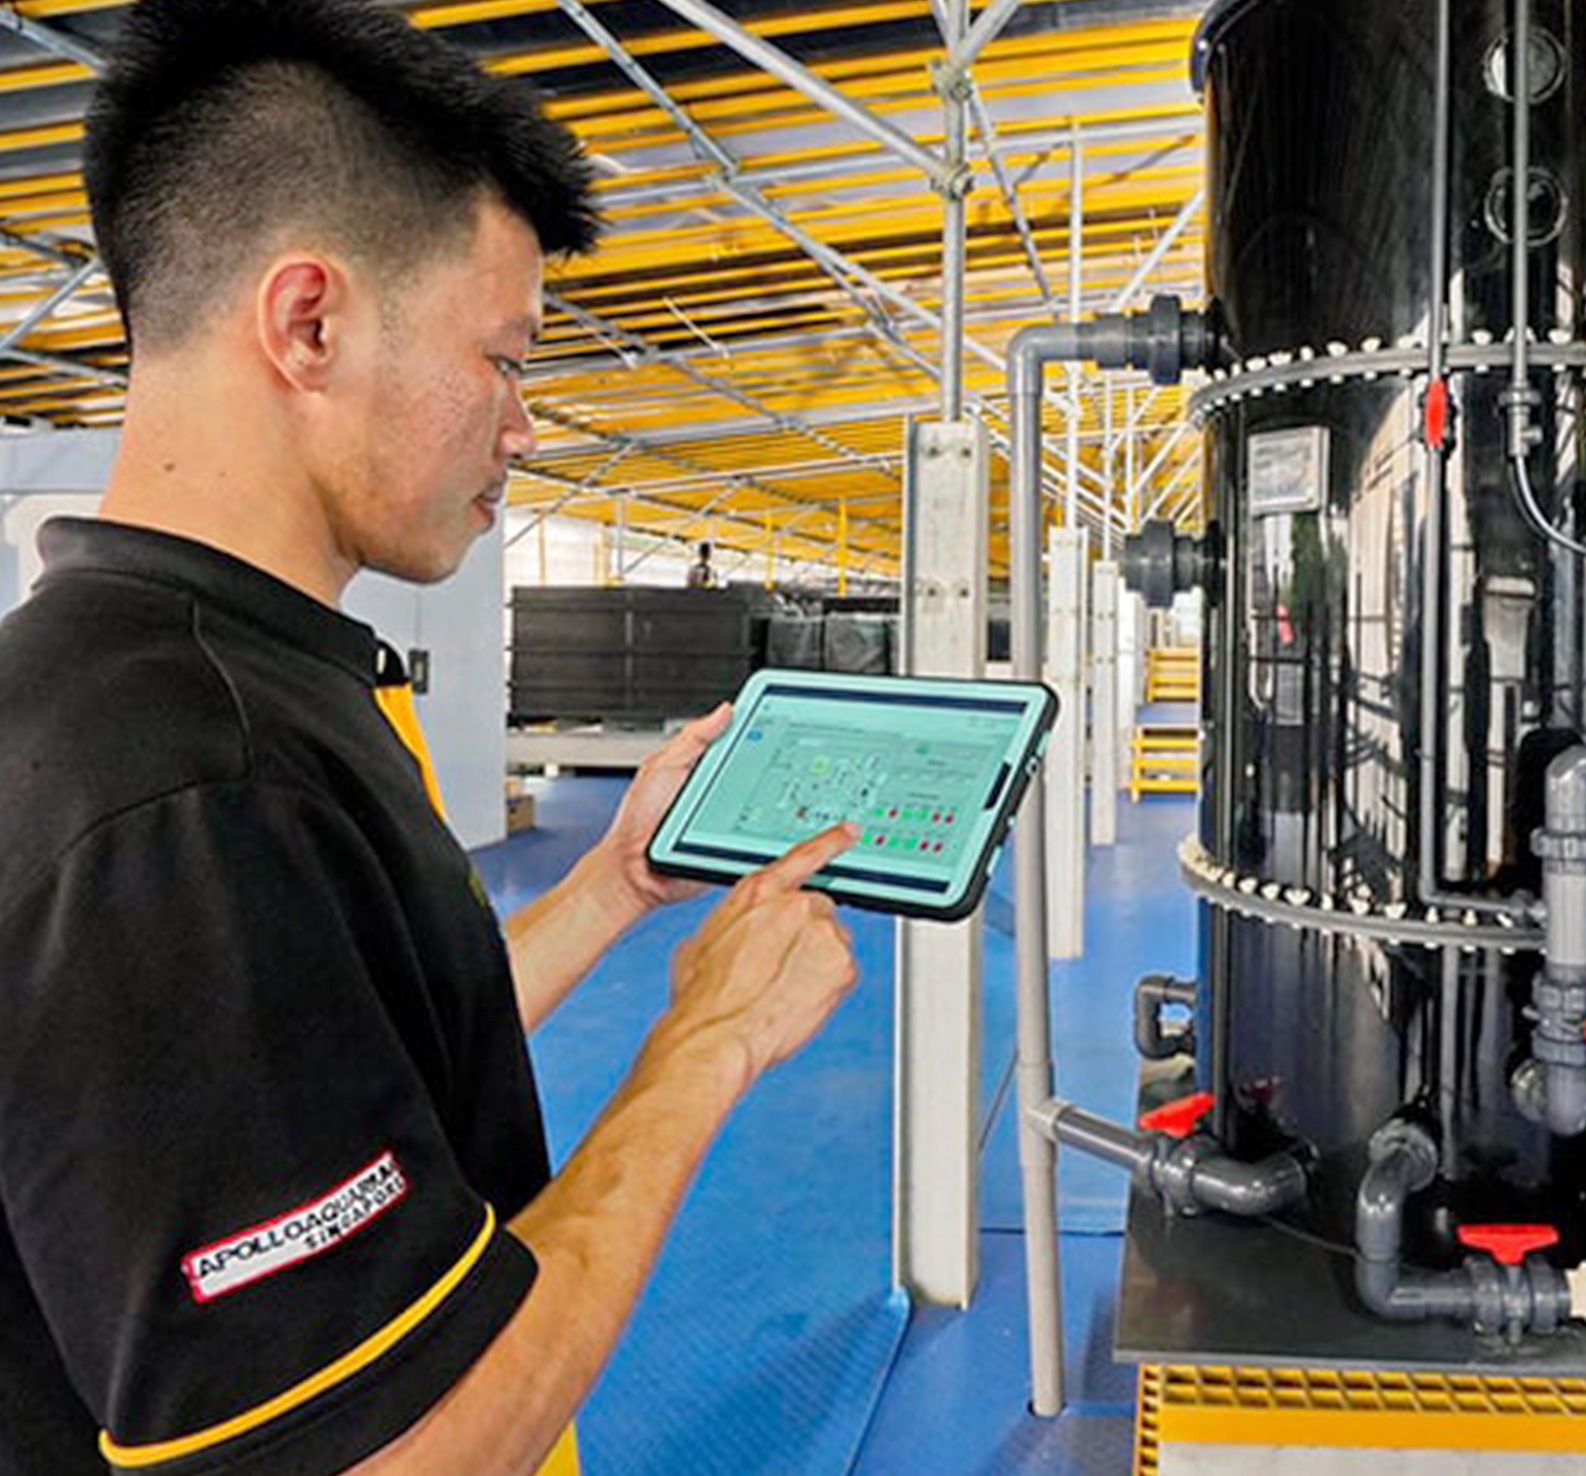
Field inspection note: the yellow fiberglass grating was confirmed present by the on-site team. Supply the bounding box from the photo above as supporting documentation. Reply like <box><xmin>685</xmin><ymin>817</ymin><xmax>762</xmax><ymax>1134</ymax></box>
<box><xmin>1136</xmin><ymin>1361</ymin><xmax>1586</xmax><ymax>1457</ymax></box>
<box><xmin>1133</xmin><ymin>1366</ymin><xmax>1162</xmax><ymax>1476</ymax></box>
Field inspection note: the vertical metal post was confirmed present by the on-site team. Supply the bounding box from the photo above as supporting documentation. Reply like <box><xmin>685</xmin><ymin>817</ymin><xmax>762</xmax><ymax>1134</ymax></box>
<box><xmin>1102</xmin><ymin>380</ymin><xmax>1114</xmax><ymax>559</ymax></box>
<box><xmin>1066</xmin><ymin>130</ymin><xmax>1084</xmax><ymax>529</ymax></box>
<box><xmin>839</xmin><ymin>499</ymin><xmax>851</xmax><ymax>595</ymax></box>
<box><xmin>899</xmin><ymin>413</ymin><xmax>919</xmax><ymax>674</ymax></box>
<box><xmin>1047</xmin><ymin>529</ymin><xmax>1088</xmax><ymax>957</ymax></box>
<box><xmin>1091</xmin><ymin>561</ymin><xmax>1119</xmax><ymax>846</ymax></box>
<box><xmin>1119</xmin><ymin>387</ymin><xmax>1142</xmax><ymax>749</ymax></box>
<box><xmin>1125</xmin><ymin>386</ymin><xmax>1139</xmax><ymax>531</ymax></box>
<box><xmin>939</xmin><ymin>0</ymin><xmax>968</xmax><ymax>421</ymax></box>
<box><xmin>893</xmin><ymin>0</ymin><xmax>984</xmax><ymax>1309</ymax></box>
<box><xmin>614</xmin><ymin>495</ymin><xmax>628</xmax><ymax>584</ymax></box>
<box><xmin>894</xmin><ymin>420</ymin><xmax>989</xmax><ymax>1307</ymax></box>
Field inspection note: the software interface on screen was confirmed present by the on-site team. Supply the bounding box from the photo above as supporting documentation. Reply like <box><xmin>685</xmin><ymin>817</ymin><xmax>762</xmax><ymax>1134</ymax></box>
<box><xmin>672</xmin><ymin>684</ymin><xmax>1028</xmax><ymax>891</ymax></box>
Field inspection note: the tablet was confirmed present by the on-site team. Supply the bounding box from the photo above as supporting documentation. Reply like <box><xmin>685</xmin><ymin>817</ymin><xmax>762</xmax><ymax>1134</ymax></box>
<box><xmin>646</xmin><ymin>669</ymin><xmax>1058</xmax><ymax>921</ymax></box>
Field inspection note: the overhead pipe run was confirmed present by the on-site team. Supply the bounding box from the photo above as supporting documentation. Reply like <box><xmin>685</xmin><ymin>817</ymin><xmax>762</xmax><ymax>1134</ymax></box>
<box><xmin>1009</xmin><ymin>300</ymin><xmax>1218</xmax><ymax>1414</ymax></box>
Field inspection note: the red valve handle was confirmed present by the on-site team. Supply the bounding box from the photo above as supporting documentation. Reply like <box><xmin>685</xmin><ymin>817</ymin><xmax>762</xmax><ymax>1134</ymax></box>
<box><xmin>1456</xmin><ymin>1223</ymin><xmax>1560</xmax><ymax>1266</ymax></box>
<box><xmin>1424</xmin><ymin>378</ymin><xmax>1452</xmax><ymax>451</ymax></box>
<box><xmin>1139</xmin><ymin>1091</ymin><xmax>1216</xmax><ymax>1140</ymax></box>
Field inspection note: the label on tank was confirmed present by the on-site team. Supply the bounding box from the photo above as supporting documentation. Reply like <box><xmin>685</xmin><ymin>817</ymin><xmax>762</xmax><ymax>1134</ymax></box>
<box><xmin>1247</xmin><ymin>426</ymin><xmax>1328</xmax><ymax>516</ymax></box>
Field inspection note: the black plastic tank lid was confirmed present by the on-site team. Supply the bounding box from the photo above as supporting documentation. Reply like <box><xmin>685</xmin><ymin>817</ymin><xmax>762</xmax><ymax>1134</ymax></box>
<box><xmin>1191</xmin><ymin>0</ymin><xmax>1271</xmax><ymax>91</ymax></box>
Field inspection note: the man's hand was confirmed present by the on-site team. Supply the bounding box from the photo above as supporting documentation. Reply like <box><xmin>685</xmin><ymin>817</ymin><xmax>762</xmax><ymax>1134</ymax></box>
<box><xmin>503</xmin><ymin>703</ymin><xmax>742</xmax><ymax>1034</ymax></box>
<box><xmin>592</xmin><ymin>702</ymin><xmax>734</xmax><ymax>914</ymax></box>
<box><xmin>660</xmin><ymin>823</ymin><xmax>861</xmax><ymax>1089</ymax></box>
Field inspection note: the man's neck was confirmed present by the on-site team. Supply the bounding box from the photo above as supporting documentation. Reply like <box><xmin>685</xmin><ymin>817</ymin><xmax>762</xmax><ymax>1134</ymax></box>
<box><xmin>100</xmin><ymin>362</ymin><xmax>353</xmax><ymax>607</ymax></box>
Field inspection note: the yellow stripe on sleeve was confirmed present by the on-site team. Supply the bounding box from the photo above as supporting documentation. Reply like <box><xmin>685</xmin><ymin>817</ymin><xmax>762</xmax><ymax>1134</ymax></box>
<box><xmin>101</xmin><ymin>1206</ymin><xmax>499</xmax><ymax>1470</ymax></box>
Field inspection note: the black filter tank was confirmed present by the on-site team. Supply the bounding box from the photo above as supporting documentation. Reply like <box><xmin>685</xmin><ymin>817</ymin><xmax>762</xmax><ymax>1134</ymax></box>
<box><xmin>1190</xmin><ymin>0</ymin><xmax>1586</xmax><ymax>1260</ymax></box>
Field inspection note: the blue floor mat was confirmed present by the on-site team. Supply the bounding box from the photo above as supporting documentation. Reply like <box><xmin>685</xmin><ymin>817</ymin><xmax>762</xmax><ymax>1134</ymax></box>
<box><xmin>851</xmin><ymin>1231</ymin><xmax>1136</xmax><ymax>1476</ymax></box>
<box><xmin>471</xmin><ymin>779</ymin><xmax>1195</xmax><ymax>1476</ymax></box>
<box><xmin>979</xmin><ymin>797</ymin><xmax>1198</xmax><ymax>1234</ymax></box>
<box><xmin>476</xmin><ymin>781</ymin><xmax>908</xmax><ymax>1476</ymax></box>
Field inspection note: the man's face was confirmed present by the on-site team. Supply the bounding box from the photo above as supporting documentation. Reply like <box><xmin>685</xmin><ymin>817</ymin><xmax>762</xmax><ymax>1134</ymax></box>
<box><xmin>320</xmin><ymin>195</ymin><xmax>543</xmax><ymax>587</ymax></box>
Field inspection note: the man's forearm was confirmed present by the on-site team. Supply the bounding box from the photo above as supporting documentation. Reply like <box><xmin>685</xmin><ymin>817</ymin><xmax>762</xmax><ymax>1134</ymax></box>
<box><xmin>348</xmin><ymin>1016</ymin><xmax>747</xmax><ymax>1476</ymax></box>
<box><xmin>354</xmin><ymin>826</ymin><xmax>856</xmax><ymax>1476</ymax></box>
<box><xmin>503</xmin><ymin>844</ymin><xmax>648</xmax><ymax>1033</ymax></box>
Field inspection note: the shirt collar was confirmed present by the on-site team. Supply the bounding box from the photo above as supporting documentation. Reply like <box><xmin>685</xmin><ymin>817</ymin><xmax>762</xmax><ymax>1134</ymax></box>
<box><xmin>35</xmin><ymin>517</ymin><xmax>384</xmax><ymax>684</ymax></box>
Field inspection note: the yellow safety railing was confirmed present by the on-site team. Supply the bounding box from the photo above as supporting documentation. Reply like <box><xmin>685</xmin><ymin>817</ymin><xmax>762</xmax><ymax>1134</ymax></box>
<box><xmin>1145</xmin><ymin>647</ymin><xmax>1200</xmax><ymax>703</ymax></box>
<box><xmin>1129</xmin><ymin>724</ymin><xmax>1199</xmax><ymax>801</ymax></box>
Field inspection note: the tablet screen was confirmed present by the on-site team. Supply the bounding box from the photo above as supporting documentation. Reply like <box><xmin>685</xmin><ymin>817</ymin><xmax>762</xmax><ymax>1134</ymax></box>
<box><xmin>648</xmin><ymin>672</ymin><xmax>1056</xmax><ymax>918</ymax></box>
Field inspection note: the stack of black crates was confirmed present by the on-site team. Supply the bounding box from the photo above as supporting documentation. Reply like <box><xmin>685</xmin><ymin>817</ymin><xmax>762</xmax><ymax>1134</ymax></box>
<box><xmin>508</xmin><ymin>585</ymin><xmax>900</xmax><ymax>725</ymax></box>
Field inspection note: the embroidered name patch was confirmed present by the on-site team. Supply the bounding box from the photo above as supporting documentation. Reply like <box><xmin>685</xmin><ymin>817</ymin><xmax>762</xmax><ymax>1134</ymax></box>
<box><xmin>182</xmin><ymin>1152</ymin><xmax>409</xmax><ymax>1304</ymax></box>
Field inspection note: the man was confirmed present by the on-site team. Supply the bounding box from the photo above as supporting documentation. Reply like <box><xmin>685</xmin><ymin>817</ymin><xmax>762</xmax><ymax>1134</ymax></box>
<box><xmin>686</xmin><ymin>541</ymin><xmax>716</xmax><ymax>588</ymax></box>
<box><xmin>0</xmin><ymin>2</ymin><xmax>858</xmax><ymax>1474</ymax></box>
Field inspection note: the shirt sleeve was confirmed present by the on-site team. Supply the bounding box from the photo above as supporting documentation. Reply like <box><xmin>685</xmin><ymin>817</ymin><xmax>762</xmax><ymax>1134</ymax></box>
<box><xmin>0</xmin><ymin>780</ymin><xmax>538</xmax><ymax>1476</ymax></box>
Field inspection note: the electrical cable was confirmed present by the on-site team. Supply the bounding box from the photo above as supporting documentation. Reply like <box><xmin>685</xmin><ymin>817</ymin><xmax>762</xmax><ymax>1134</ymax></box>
<box><xmin>1258</xmin><ymin>1214</ymin><xmax>1361</xmax><ymax>1264</ymax></box>
<box><xmin>1509</xmin><ymin>455</ymin><xmax>1586</xmax><ymax>560</ymax></box>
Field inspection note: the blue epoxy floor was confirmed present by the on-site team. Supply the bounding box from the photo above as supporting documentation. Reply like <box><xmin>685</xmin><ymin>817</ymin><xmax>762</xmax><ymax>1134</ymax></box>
<box><xmin>473</xmin><ymin>780</ymin><xmax>1198</xmax><ymax>1476</ymax></box>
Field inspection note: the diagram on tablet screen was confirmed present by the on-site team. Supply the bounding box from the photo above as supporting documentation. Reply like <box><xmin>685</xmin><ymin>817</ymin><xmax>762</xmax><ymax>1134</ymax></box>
<box><xmin>713</xmin><ymin>717</ymin><xmax>1007</xmax><ymax>862</ymax></box>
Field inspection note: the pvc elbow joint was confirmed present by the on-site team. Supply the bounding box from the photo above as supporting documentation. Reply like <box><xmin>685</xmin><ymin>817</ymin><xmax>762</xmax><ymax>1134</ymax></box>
<box><xmin>1353</xmin><ymin>1120</ymin><xmax>1573</xmax><ymax>1340</ymax></box>
<box><xmin>1034</xmin><ymin>1093</ymin><xmax>1308</xmax><ymax>1221</ymax></box>
<box><xmin>1133</xmin><ymin>974</ymin><xmax>1197</xmax><ymax>1061</ymax></box>
<box><xmin>1008</xmin><ymin>296</ymin><xmax>1220</xmax><ymax>396</ymax></box>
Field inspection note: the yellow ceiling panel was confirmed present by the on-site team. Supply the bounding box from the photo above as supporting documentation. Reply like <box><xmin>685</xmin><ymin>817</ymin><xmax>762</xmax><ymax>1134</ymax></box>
<box><xmin>0</xmin><ymin>0</ymin><xmax>1210</xmax><ymax>554</ymax></box>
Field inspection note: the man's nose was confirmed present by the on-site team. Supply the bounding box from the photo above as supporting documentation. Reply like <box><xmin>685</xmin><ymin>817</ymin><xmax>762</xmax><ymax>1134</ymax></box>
<box><xmin>502</xmin><ymin>392</ymin><xmax>537</xmax><ymax>460</ymax></box>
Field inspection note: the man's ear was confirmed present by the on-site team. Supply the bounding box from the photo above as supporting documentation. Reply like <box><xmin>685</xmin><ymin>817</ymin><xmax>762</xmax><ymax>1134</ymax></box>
<box><xmin>256</xmin><ymin>255</ymin><xmax>348</xmax><ymax>392</ymax></box>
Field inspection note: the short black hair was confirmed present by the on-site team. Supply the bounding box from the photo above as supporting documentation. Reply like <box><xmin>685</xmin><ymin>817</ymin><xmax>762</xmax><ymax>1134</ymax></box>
<box><xmin>85</xmin><ymin>0</ymin><xmax>599</xmax><ymax>352</ymax></box>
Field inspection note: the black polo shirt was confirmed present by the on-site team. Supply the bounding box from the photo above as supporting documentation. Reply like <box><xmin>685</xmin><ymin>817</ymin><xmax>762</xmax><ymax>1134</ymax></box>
<box><xmin>0</xmin><ymin>519</ymin><xmax>547</xmax><ymax>1475</ymax></box>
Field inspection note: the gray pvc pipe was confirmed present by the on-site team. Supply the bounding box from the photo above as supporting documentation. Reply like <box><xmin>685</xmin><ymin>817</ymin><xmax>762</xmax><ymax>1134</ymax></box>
<box><xmin>1416</xmin><ymin>0</ymin><xmax>1452</xmax><ymax>911</ymax></box>
<box><xmin>1349</xmin><ymin>1123</ymin><xmax>1571</xmax><ymax>1337</ymax></box>
<box><xmin>1178</xmin><ymin>1152</ymin><xmax>1308</xmax><ymax>1218</ymax></box>
<box><xmin>1010</xmin><ymin>323</ymin><xmax>1067</xmax><ymax>1417</ymax></box>
<box><xmin>1029</xmin><ymin>1100</ymin><xmax>1153</xmax><ymax>1174</ymax></box>
<box><xmin>1028</xmin><ymin>1098</ymin><xmax>1308</xmax><ymax>1218</ymax></box>
<box><xmin>1544</xmin><ymin>748</ymin><xmax>1586</xmax><ymax>971</ymax></box>
<box><xmin>1513</xmin><ymin>1057</ymin><xmax>1586</xmax><ymax>1137</ymax></box>
<box><xmin>1513</xmin><ymin>746</ymin><xmax>1586</xmax><ymax>1134</ymax></box>
<box><xmin>1353</xmin><ymin>1128</ymin><xmax>1479</xmax><ymax>1321</ymax></box>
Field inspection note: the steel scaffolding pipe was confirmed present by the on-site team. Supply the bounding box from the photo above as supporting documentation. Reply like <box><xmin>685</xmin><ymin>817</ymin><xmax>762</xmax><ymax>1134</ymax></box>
<box><xmin>649</xmin><ymin>0</ymin><xmax>953</xmax><ymax>188</ymax></box>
